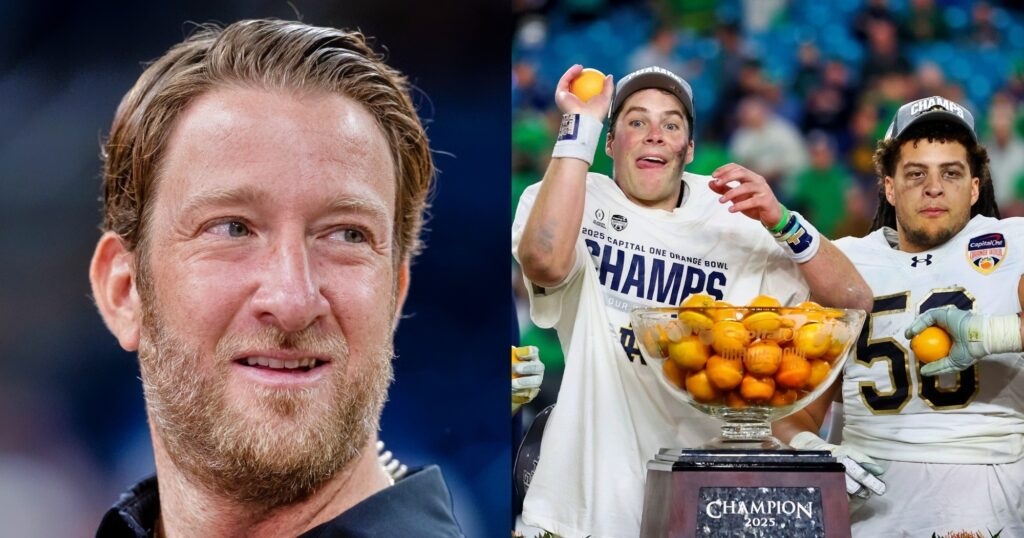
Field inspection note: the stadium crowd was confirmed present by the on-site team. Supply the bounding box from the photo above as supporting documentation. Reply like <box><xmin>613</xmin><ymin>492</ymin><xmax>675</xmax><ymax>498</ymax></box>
<box><xmin>512</xmin><ymin>0</ymin><xmax>1024</xmax><ymax>413</ymax></box>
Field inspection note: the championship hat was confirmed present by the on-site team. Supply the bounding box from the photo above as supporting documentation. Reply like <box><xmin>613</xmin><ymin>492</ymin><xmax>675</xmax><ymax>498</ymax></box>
<box><xmin>610</xmin><ymin>66</ymin><xmax>695</xmax><ymax>132</ymax></box>
<box><xmin>884</xmin><ymin>95</ymin><xmax>977</xmax><ymax>142</ymax></box>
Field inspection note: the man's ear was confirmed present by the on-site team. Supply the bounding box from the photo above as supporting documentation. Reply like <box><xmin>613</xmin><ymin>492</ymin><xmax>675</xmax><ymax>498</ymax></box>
<box><xmin>884</xmin><ymin>176</ymin><xmax>896</xmax><ymax>206</ymax></box>
<box><xmin>89</xmin><ymin>232</ymin><xmax>142</xmax><ymax>351</ymax></box>
<box><xmin>605</xmin><ymin>130</ymin><xmax>613</xmax><ymax>158</ymax></box>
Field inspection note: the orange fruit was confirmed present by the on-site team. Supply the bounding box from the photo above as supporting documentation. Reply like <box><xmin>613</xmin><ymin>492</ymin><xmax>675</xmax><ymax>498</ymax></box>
<box><xmin>709</xmin><ymin>300</ymin><xmax>739</xmax><ymax>322</ymax></box>
<box><xmin>678</xmin><ymin>312</ymin><xmax>714</xmax><ymax>332</ymax></box>
<box><xmin>739</xmin><ymin>374</ymin><xmax>776</xmax><ymax>402</ymax></box>
<box><xmin>667</xmin><ymin>334</ymin><xmax>710</xmax><ymax>370</ymax></box>
<box><xmin>911</xmin><ymin>326</ymin><xmax>952</xmax><ymax>364</ymax></box>
<box><xmin>775</xmin><ymin>349</ymin><xmax>812</xmax><ymax>389</ymax></box>
<box><xmin>783</xmin><ymin>300</ymin><xmax>826</xmax><ymax>323</ymax></box>
<box><xmin>663</xmin><ymin>359</ymin><xmax>687</xmax><ymax>389</ymax></box>
<box><xmin>762</xmin><ymin>323</ymin><xmax>795</xmax><ymax>344</ymax></box>
<box><xmin>744</xmin><ymin>341</ymin><xmax>782</xmax><ymax>375</ymax></box>
<box><xmin>744</xmin><ymin>296</ymin><xmax>784</xmax><ymax>335</ymax></box>
<box><xmin>823</xmin><ymin>335</ymin><xmax>847</xmax><ymax>360</ymax></box>
<box><xmin>682</xmin><ymin>293</ymin><xmax>717</xmax><ymax>309</ymax></box>
<box><xmin>705</xmin><ymin>355</ymin><xmax>744</xmax><ymax>391</ymax></box>
<box><xmin>769</xmin><ymin>388</ymin><xmax>799</xmax><ymax>407</ymax></box>
<box><xmin>749</xmin><ymin>295</ymin><xmax>782</xmax><ymax>308</ymax></box>
<box><xmin>743</xmin><ymin>311</ymin><xmax>783</xmax><ymax>334</ymax></box>
<box><xmin>569</xmin><ymin>68</ymin><xmax>606</xmax><ymax>102</ymax></box>
<box><xmin>794</xmin><ymin>322</ymin><xmax>831</xmax><ymax>358</ymax></box>
<box><xmin>806</xmin><ymin>359</ymin><xmax>831</xmax><ymax>389</ymax></box>
<box><xmin>725</xmin><ymin>391</ymin><xmax>748</xmax><ymax>409</ymax></box>
<box><xmin>685</xmin><ymin>369</ymin><xmax>721</xmax><ymax>403</ymax></box>
<box><xmin>679</xmin><ymin>294</ymin><xmax>716</xmax><ymax>331</ymax></box>
<box><xmin>711</xmin><ymin>320</ymin><xmax>751</xmax><ymax>358</ymax></box>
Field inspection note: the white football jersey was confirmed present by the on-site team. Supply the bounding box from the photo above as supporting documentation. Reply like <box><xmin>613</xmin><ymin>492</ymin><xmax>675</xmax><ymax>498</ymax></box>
<box><xmin>835</xmin><ymin>215</ymin><xmax>1024</xmax><ymax>464</ymax></box>
<box><xmin>512</xmin><ymin>172</ymin><xmax>808</xmax><ymax>537</ymax></box>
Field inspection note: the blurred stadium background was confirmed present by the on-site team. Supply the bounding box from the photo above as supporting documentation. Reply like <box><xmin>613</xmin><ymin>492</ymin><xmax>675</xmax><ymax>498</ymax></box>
<box><xmin>0</xmin><ymin>1</ymin><xmax>509</xmax><ymax>536</ymax></box>
<box><xmin>512</xmin><ymin>0</ymin><xmax>1024</xmax><ymax>431</ymax></box>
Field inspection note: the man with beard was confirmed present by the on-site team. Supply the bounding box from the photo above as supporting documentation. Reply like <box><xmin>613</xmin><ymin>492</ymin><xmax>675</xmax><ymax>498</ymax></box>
<box><xmin>511</xmin><ymin>64</ymin><xmax>871</xmax><ymax>537</ymax></box>
<box><xmin>775</xmin><ymin>96</ymin><xmax>1024</xmax><ymax>536</ymax></box>
<box><xmin>89</xmin><ymin>20</ymin><xmax>461</xmax><ymax>537</ymax></box>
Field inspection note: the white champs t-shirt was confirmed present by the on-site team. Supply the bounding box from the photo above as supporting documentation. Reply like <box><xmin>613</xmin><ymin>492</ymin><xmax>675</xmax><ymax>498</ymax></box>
<box><xmin>512</xmin><ymin>172</ymin><xmax>808</xmax><ymax>537</ymax></box>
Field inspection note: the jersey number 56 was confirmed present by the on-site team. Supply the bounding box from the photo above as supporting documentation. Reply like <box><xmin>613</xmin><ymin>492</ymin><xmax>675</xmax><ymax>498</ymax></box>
<box><xmin>856</xmin><ymin>288</ymin><xmax>979</xmax><ymax>413</ymax></box>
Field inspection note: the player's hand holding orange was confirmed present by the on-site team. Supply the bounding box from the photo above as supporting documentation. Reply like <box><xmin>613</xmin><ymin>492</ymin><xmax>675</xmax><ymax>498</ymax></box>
<box><xmin>554</xmin><ymin>64</ymin><xmax>613</xmax><ymax>121</ymax></box>
<box><xmin>905</xmin><ymin>306</ymin><xmax>1023</xmax><ymax>376</ymax></box>
<box><xmin>512</xmin><ymin>346</ymin><xmax>544</xmax><ymax>414</ymax></box>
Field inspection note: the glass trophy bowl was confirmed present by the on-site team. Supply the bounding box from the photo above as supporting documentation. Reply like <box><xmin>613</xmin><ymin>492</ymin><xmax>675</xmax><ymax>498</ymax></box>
<box><xmin>630</xmin><ymin>304</ymin><xmax>866</xmax><ymax>450</ymax></box>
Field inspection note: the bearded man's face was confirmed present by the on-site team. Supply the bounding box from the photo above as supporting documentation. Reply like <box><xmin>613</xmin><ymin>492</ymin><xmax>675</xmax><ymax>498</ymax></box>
<box><xmin>134</xmin><ymin>86</ymin><xmax>406</xmax><ymax>506</ymax></box>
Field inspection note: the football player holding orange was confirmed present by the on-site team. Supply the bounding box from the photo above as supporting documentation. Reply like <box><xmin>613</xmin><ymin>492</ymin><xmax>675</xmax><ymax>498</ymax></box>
<box><xmin>776</xmin><ymin>97</ymin><xmax>1024</xmax><ymax>536</ymax></box>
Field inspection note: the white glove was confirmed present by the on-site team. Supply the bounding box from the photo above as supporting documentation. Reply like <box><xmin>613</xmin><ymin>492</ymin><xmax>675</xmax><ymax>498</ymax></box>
<box><xmin>789</xmin><ymin>431</ymin><xmax>886</xmax><ymax>498</ymax></box>
<box><xmin>905</xmin><ymin>306</ymin><xmax>1022</xmax><ymax>377</ymax></box>
<box><xmin>512</xmin><ymin>346</ymin><xmax>544</xmax><ymax>414</ymax></box>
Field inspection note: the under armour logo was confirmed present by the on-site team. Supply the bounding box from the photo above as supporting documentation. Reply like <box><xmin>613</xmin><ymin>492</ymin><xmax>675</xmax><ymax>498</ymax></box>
<box><xmin>911</xmin><ymin>254</ymin><xmax>933</xmax><ymax>267</ymax></box>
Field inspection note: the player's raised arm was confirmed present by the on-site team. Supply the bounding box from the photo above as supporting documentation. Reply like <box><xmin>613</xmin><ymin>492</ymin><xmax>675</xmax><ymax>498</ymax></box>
<box><xmin>709</xmin><ymin>163</ymin><xmax>873</xmax><ymax>312</ymax></box>
<box><xmin>517</xmin><ymin>65</ymin><xmax>613</xmax><ymax>287</ymax></box>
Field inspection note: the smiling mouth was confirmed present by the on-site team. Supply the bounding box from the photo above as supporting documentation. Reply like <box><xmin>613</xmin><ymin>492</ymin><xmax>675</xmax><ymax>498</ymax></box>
<box><xmin>636</xmin><ymin>156</ymin><xmax>667</xmax><ymax>169</ymax></box>
<box><xmin>235</xmin><ymin>357</ymin><xmax>326</xmax><ymax>373</ymax></box>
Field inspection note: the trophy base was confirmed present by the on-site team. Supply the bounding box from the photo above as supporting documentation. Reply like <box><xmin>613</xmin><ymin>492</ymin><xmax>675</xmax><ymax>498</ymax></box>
<box><xmin>699</xmin><ymin>435</ymin><xmax>786</xmax><ymax>450</ymax></box>
<box><xmin>641</xmin><ymin>449</ymin><xmax>850</xmax><ymax>538</ymax></box>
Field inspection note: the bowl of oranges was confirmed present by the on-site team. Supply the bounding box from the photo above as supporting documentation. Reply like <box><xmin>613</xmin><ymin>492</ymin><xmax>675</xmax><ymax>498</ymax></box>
<box><xmin>630</xmin><ymin>294</ymin><xmax>866</xmax><ymax>449</ymax></box>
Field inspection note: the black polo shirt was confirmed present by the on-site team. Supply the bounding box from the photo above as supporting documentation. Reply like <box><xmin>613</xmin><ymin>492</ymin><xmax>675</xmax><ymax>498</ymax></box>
<box><xmin>96</xmin><ymin>465</ymin><xmax>462</xmax><ymax>537</ymax></box>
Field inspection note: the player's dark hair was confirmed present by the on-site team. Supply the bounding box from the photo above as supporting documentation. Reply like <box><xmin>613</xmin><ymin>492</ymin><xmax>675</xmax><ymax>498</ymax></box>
<box><xmin>870</xmin><ymin>121</ymin><xmax>999</xmax><ymax>231</ymax></box>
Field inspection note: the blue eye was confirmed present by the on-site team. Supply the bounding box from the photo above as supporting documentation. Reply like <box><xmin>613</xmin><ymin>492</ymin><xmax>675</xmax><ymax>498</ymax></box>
<box><xmin>209</xmin><ymin>220</ymin><xmax>251</xmax><ymax>237</ymax></box>
<box><xmin>228</xmin><ymin>221</ymin><xmax>250</xmax><ymax>237</ymax></box>
<box><xmin>333</xmin><ymin>228</ymin><xmax>366</xmax><ymax>243</ymax></box>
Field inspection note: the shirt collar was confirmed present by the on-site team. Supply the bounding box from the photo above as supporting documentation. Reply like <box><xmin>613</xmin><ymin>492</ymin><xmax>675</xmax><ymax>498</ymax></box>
<box><xmin>96</xmin><ymin>466</ymin><xmax>461</xmax><ymax>538</ymax></box>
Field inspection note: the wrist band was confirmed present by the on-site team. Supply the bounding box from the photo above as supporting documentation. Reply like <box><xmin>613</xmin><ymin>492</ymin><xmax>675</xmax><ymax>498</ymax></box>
<box><xmin>773</xmin><ymin>211</ymin><xmax>821</xmax><ymax>264</ymax></box>
<box><xmin>982</xmin><ymin>314</ymin><xmax>1023</xmax><ymax>354</ymax></box>
<box><xmin>552</xmin><ymin>113</ymin><xmax>604</xmax><ymax>165</ymax></box>
<box><xmin>771</xmin><ymin>212</ymin><xmax>798</xmax><ymax>238</ymax></box>
<box><xmin>766</xmin><ymin>204</ymin><xmax>791</xmax><ymax>234</ymax></box>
